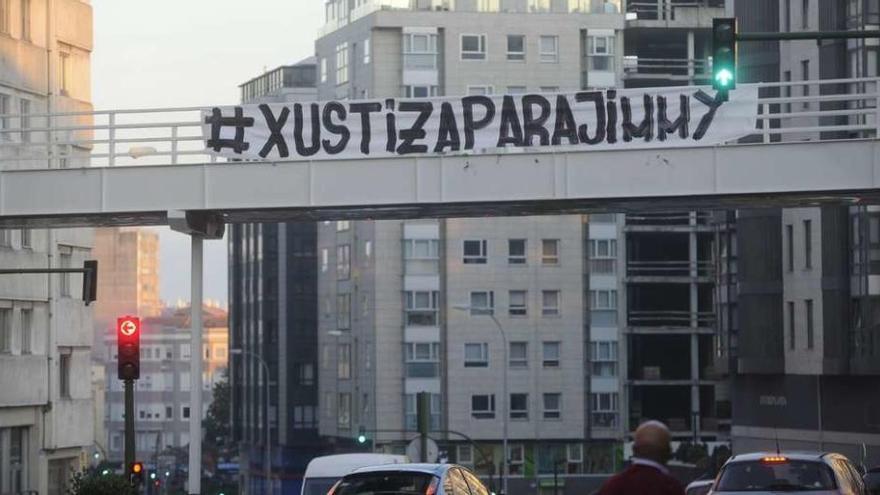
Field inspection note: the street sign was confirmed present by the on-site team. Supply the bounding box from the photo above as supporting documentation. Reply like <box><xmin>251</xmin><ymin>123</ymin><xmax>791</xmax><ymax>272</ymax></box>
<box><xmin>406</xmin><ymin>437</ymin><xmax>439</xmax><ymax>463</ymax></box>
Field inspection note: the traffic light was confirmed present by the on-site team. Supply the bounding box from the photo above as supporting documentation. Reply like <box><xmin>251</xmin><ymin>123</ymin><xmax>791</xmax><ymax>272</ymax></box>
<box><xmin>129</xmin><ymin>461</ymin><xmax>145</xmax><ymax>486</ymax></box>
<box><xmin>712</xmin><ymin>17</ymin><xmax>737</xmax><ymax>98</ymax></box>
<box><xmin>82</xmin><ymin>260</ymin><xmax>98</xmax><ymax>305</ymax></box>
<box><xmin>357</xmin><ymin>426</ymin><xmax>367</xmax><ymax>445</ymax></box>
<box><xmin>117</xmin><ymin>316</ymin><xmax>141</xmax><ymax>380</ymax></box>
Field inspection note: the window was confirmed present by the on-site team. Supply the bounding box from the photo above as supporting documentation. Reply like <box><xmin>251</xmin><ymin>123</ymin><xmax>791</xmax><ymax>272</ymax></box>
<box><xmin>590</xmin><ymin>341</ymin><xmax>618</xmax><ymax>377</ymax></box>
<box><xmin>20</xmin><ymin>229</ymin><xmax>30</xmax><ymax>249</ymax></box>
<box><xmin>539</xmin><ymin>35</ymin><xmax>558</xmax><ymax>63</ymax></box>
<box><xmin>463</xmin><ymin>240</ymin><xmax>487</xmax><ymax>264</ymax></box>
<box><xmin>20</xmin><ymin>0</ymin><xmax>29</xmax><ymax>41</ymax></box>
<box><xmin>510</xmin><ymin>342</ymin><xmax>528</xmax><ymax>368</ymax></box>
<box><xmin>801</xmin><ymin>60</ymin><xmax>810</xmax><ymax>109</ymax></box>
<box><xmin>469</xmin><ymin>291</ymin><xmax>494</xmax><ymax>315</ymax></box>
<box><xmin>364</xmin><ymin>240</ymin><xmax>372</xmax><ymax>258</ymax></box>
<box><xmin>405</xmin><ymin>342</ymin><xmax>440</xmax><ymax>378</ymax></box>
<box><xmin>166</xmin><ymin>406</ymin><xmax>173</xmax><ymax>419</ymax></box>
<box><xmin>320</xmin><ymin>58</ymin><xmax>327</xmax><ymax>83</ymax></box>
<box><xmin>542</xmin><ymin>239</ymin><xmax>559</xmax><ymax>265</ymax></box>
<box><xmin>338</xmin><ymin>393</ymin><xmax>351</xmax><ymax>428</ymax></box>
<box><xmin>457</xmin><ymin>445</ymin><xmax>474</xmax><ymax>466</ymax></box>
<box><xmin>59</xmin><ymin>352</ymin><xmax>71</xmax><ymax>398</ymax></box>
<box><xmin>802</xmin><ymin>0</ymin><xmax>809</xmax><ymax>29</ymax></box>
<box><xmin>786</xmin><ymin>224</ymin><xmax>794</xmax><ymax>271</ymax></box>
<box><xmin>467</xmin><ymin>85</ymin><xmax>494</xmax><ymax>96</ymax></box>
<box><xmin>337</xmin><ymin>343</ymin><xmax>351</xmax><ymax>379</ymax></box>
<box><xmin>404</xmin><ymin>33</ymin><xmax>438</xmax><ymax>69</ymax></box>
<box><xmin>509</xmin><ymin>444</ymin><xmax>525</xmax><ymax>474</ymax></box>
<box><xmin>508</xmin><ymin>239</ymin><xmax>526</xmax><ymax>264</ymax></box>
<box><xmin>543</xmin><ymin>393</ymin><xmax>561</xmax><ymax>419</ymax></box>
<box><xmin>804</xmin><ymin>219</ymin><xmax>812</xmax><ymax>269</ymax></box>
<box><xmin>591</xmin><ymin>393</ymin><xmax>618</xmax><ymax>427</ymax></box>
<box><xmin>461</xmin><ymin>34</ymin><xmax>487</xmax><ymax>60</ymax></box>
<box><xmin>336</xmin><ymin>220</ymin><xmax>350</xmax><ymax>231</ymax></box>
<box><xmin>0</xmin><ymin>308</ymin><xmax>10</xmax><ymax>353</ymax></box>
<box><xmin>542</xmin><ymin>290</ymin><xmax>560</xmax><ymax>316</ymax></box>
<box><xmin>784</xmin><ymin>0</ymin><xmax>791</xmax><ymax>31</ymax></box>
<box><xmin>543</xmin><ymin>341</ymin><xmax>560</xmax><ymax>367</ymax></box>
<box><xmin>363</xmin><ymin>38</ymin><xmax>371</xmax><ymax>64</ymax></box>
<box><xmin>336</xmin><ymin>42</ymin><xmax>349</xmax><ymax>84</ymax></box>
<box><xmin>509</xmin><ymin>290</ymin><xmax>527</xmax><ymax>316</ymax></box>
<box><xmin>539</xmin><ymin>86</ymin><xmax>559</xmax><ymax>93</ymax></box>
<box><xmin>507</xmin><ymin>86</ymin><xmax>527</xmax><ymax>94</ymax></box>
<box><xmin>568</xmin><ymin>444</ymin><xmax>584</xmax><ymax>471</ymax></box>
<box><xmin>405</xmin><ymin>291</ymin><xmax>439</xmax><ymax>326</ymax></box>
<box><xmin>321</xmin><ymin>248</ymin><xmax>329</xmax><ymax>272</ymax></box>
<box><xmin>59</xmin><ymin>50</ymin><xmax>70</xmax><ymax>95</ymax></box>
<box><xmin>404</xmin><ymin>239</ymin><xmax>439</xmax><ymax>259</ymax></box>
<box><xmin>19</xmin><ymin>99</ymin><xmax>30</xmax><ymax>143</ymax></box>
<box><xmin>404</xmin><ymin>85</ymin><xmax>440</xmax><ymax>98</ymax></box>
<box><xmin>471</xmin><ymin>394</ymin><xmax>495</xmax><ymax>419</ymax></box>
<box><xmin>788</xmin><ymin>301</ymin><xmax>796</xmax><ymax>350</ymax></box>
<box><xmin>20</xmin><ymin>308</ymin><xmax>31</xmax><ymax>354</ymax></box>
<box><xmin>806</xmin><ymin>299</ymin><xmax>814</xmax><ymax>349</ymax></box>
<box><xmin>293</xmin><ymin>405</ymin><xmax>317</xmax><ymax>429</ymax></box>
<box><xmin>510</xmin><ymin>393</ymin><xmax>528</xmax><ymax>419</ymax></box>
<box><xmin>59</xmin><ymin>249</ymin><xmax>71</xmax><ymax>296</ymax></box>
<box><xmin>337</xmin><ymin>293</ymin><xmax>351</xmax><ymax>329</ymax></box>
<box><xmin>464</xmin><ymin>343</ymin><xmax>489</xmax><ymax>367</ymax></box>
<box><xmin>0</xmin><ymin>0</ymin><xmax>8</xmax><ymax>34</ymax></box>
<box><xmin>589</xmin><ymin>239</ymin><xmax>617</xmax><ymax>258</ymax></box>
<box><xmin>591</xmin><ymin>290</ymin><xmax>617</xmax><ymax>310</ymax></box>
<box><xmin>507</xmin><ymin>35</ymin><xmax>525</xmax><ymax>61</ymax></box>
<box><xmin>298</xmin><ymin>363</ymin><xmax>315</xmax><ymax>385</ymax></box>
<box><xmin>336</xmin><ymin>244</ymin><xmax>350</xmax><ymax>279</ymax></box>
<box><xmin>0</xmin><ymin>94</ymin><xmax>9</xmax><ymax>140</ymax></box>
<box><xmin>0</xmin><ymin>229</ymin><xmax>9</xmax><ymax>247</ymax></box>
<box><xmin>587</xmin><ymin>35</ymin><xmax>615</xmax><ymax>71</ymax></box>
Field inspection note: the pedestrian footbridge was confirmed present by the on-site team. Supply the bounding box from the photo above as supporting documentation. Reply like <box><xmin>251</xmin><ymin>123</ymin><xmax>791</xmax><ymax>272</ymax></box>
<box><xmin>0</xmin><ymin>77</ymin><xmax>879</xmax><ymax>229</ymax></box>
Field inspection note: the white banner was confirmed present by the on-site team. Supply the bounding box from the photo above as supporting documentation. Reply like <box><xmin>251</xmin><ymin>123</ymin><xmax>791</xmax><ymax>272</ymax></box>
<box><xmin>202</xmin><ymin>85</ymin><xmax>758</xmax><ymax>161</ymax></box>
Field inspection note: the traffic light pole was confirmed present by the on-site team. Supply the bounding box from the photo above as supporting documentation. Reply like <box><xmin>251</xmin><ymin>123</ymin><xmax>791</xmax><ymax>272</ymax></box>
<box><xmin>125</xmin><ymin>379</ymin><xmax>135</xmax><ymax>472</ymax></box>
<box><xmin>188</xmin><ymin>235</ymin><xmax>204</xmax><ymax>495</ymax></box>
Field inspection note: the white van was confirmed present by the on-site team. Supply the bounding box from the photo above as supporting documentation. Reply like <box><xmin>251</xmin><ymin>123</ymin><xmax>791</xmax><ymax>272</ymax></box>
<box><xmin>301</xmin><ymin>453</ymin><xmax>409</xmax><ymax>495</ymax></box>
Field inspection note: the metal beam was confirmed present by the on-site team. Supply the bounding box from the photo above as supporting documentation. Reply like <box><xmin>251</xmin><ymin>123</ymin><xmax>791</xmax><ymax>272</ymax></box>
<box><xmin>738</xmin><ymin>30</ymin><xmax>880</xmax><ymax>42</ymax></box>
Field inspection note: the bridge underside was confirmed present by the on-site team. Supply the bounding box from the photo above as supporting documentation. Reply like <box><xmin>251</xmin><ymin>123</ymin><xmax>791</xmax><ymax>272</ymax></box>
<box><xmin>1</xmin><ymin>139</ymin><xmax>878</xmax><ymax>229</ymax></box>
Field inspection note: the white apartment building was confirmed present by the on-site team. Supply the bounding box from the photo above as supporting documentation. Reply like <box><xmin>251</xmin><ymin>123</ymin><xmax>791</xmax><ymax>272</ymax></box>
<box><xmin>0</xmin><ymin>1</ymin><xmax>95</xmax><ymax>494</ymax></box>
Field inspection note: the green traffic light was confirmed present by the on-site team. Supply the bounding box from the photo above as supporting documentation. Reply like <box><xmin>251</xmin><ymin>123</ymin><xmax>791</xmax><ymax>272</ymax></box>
<box><xmin>714</xmin><ymin>68</ymin><xmax>734</xmax><ymax>88</ymax></box>
<box><xmin>357</xmin><ymin>434</ymin><xmax>367</xmax><ymax>444</ymax></box>
<box><xmin>101</xmin><ymin>469</ymin><xmax>110</xmax><ymax>476</ymax></box>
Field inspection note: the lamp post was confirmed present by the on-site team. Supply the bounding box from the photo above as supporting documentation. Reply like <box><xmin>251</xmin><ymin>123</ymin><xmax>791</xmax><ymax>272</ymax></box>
<box><xmin>230</xmin><ymin>348</ymin><xmax>271</xmax><ymax>495</ymax></box>
<box><xmin>453</xmin><ymin>304</ymin><xmax>508</xmax><ymax>495</ymax></box>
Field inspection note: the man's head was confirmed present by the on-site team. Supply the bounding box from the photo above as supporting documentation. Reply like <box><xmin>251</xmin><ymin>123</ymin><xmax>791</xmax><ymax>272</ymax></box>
<box><xmin>633</xmin><ymin>420</ymin><xmax>672</xmax><ymax>465</ymax></box>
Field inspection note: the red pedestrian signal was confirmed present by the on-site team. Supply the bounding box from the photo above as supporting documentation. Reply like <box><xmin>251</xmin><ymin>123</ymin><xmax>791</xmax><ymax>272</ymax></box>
<box><xmin>117</xmin><ymin>316</ymin><xmax>141</xmax><ymax>380</ymax></box>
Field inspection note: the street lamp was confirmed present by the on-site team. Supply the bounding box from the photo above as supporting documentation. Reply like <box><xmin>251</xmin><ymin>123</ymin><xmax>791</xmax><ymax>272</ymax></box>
<box><xmin>453</xmin><ymin>304</ymin><xmax>508</xmax><ymax>495</ymax></box>
<box><xmin>230</xmin><ymin>348</ymin><xmax>272</xmax><ymax>495</ymax></box>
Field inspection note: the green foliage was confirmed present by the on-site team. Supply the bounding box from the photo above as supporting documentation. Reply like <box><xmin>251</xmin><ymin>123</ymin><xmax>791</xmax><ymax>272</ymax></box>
<box><xmin>67</xmin><ymin>470</ymin><xmax>137</xmax><ymax>495</ymax></box>
<box><xmin>204</xmin><ymin>371</ymin><xmax>231</xmax><ymax>449</ymax></box>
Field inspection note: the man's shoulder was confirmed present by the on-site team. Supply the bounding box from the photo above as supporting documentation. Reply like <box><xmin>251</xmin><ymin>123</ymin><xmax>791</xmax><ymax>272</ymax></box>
<box><xmin>598</xmin><ymin>465</ymin><xmax>684</xmax><ymax>495</ymax></box>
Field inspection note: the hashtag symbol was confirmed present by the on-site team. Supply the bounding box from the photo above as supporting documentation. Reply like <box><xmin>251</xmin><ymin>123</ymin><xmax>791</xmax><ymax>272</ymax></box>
<box><xmin>204</xmin><ymin>107</ymin><xmax>255</xmax><ymax>154</ymax></box>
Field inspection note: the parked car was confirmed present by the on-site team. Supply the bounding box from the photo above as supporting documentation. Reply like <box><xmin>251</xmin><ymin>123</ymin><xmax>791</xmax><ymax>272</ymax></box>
<box><xmin>711</xmin><ymin>452</ymin><xmax>866</xmax><ymax>494</ymax></box>
<box><xmin>685</xmin><ymin>478</ymin><xmax>714</xmax><ymax>495</ymax></box>
<box><xmin>328</xmin><ymin>463</ymin><xmax>490</xmax><ymax>495</ymax></box>
<box><xmin>864</xmin><ymin>467</ymin><xmax>880</xmax><ymax>495</ymax></box>
<box><xmin>301</xmin><ymin>453</ymin><xmax>409</xmax><ymax>495</ymax></box>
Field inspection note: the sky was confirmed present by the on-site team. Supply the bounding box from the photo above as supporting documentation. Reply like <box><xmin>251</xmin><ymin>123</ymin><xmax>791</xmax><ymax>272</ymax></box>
<box><xmin>91</xmin><ymin>0</ymin><xmax>324</xmax><ymax>306</ymax></box>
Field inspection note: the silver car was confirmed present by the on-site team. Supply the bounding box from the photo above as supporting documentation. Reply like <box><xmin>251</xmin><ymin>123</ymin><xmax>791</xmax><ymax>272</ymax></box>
<box><xmin>329</xmin><ymin>463</ymin><xmax>492</xmax><ymax>495</ymax></box>
<box><xmin>711</xmin><ymin>452</ymin><xmax>867</xmax><ymax>494</ymax></box>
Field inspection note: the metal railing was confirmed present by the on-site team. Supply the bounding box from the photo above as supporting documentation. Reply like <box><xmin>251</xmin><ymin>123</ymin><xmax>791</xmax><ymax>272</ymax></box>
<box><xmin>627</xmin><ymin>0</ymin><xmax>724</xmax><ymax>21</ymax></box>
<box><xmin>622</xmin><ymin>57</ymin><xmax>711</xmax><ymax>80</ymax></box>
<box><xmin>0</xmin><ymin>76</ymin><xmax>877</xmax><ymax>170</ymax></box>
<box><xmin>628</xmin><ymin>310</ymin><xmax>715</xmax><ymax>327</ymax></box>
<box><xmin>626</xmin><ymin>260</ymin><xmax>714</xmax><ymax>277</ymax></box>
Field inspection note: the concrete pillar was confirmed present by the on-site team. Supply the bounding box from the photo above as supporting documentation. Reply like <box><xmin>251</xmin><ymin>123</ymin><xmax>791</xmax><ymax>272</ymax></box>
<box><xmin>689</xmin><ymin>212</ymin><xmax>701</xmax><ymax>439</ymax></box>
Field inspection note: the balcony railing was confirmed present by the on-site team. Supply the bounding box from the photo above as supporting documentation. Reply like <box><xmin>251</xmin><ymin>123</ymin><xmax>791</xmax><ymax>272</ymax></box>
<box><xmin>628</xmin><ymin>310</ymin><xmax>715</xmax><ymax>328</ymax></box>
<box><xmin>623</xmin><ymin>57</ymin><xmax>711</xmax><ymax>81</ymax></box>
<box><xmin>627</xmin><ymin>0</ymin><xmax>724</xmax><ymax>21</ymax></box>
<box><xmin>627</xmin><ymin>260</ymin><xmax>714</xmax><ymax>278</ymax></box>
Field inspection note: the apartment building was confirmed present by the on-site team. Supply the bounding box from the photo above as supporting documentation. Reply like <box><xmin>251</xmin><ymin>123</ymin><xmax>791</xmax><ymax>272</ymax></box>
<box><xmin>0</xmin><ymin>1</ymin><xmax>95</xmax><ymax>494</ymax></box>
<box><xmin>718</xmin><ymin>0</ymin><xmax>880</xmax><ymax>462</ymax></box>
<box><xmin>229</xmin><ymin>57</ymin><xmax>335</xmax><ymax>495</ymax></box>
<box><xmin>103</xmin><ymin>305</ymin><xmax>228</xmax><ymax>464</ymax></box>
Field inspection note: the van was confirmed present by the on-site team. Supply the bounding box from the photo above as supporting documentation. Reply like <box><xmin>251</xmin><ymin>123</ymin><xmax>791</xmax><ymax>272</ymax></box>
<box><xmin>301</xmin><ymin>453</ymin><xmax>409</xmax><ymax>495</ymax></box>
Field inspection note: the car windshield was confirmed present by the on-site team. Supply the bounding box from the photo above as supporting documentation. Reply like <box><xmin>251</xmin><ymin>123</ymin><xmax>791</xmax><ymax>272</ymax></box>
<box><xmin>305</xmin><ymin>479</ymin><xmax>342</xmax><ymax>495</ymax></box>
<box><xmin>716</xmin><ymin>460</ymin><xmax>837</xmax><ymax>492</ymax></box>
<box><xmin>333</xmin><ymin>472</ymin><xmax>435</xmax><ymax>495</ymax></box>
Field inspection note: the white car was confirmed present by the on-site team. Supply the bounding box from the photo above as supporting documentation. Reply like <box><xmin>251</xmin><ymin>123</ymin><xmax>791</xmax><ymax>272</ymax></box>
<box><xmin>686</xmin><ymin>479</ymin><xmax>714</xmax><ymax>495</ymax></box>
<box><xmin>711</xmin><ymin>452</ymin><xmax>866</xmax><ymax>494</ymax></box>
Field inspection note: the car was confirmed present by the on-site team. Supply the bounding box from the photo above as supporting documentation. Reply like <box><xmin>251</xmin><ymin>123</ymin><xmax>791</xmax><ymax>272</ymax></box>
<box><xmin>711</xmin><ymin>452</ymin><xmax>866</xmax><ymax>494</ymax></box>
<box><xmin>301</xmin><ymin>454</ymin><xmax>410</xmax><ymax>495</ymax></box>
<box><xmin>865</xmin><ymin>467</ymin><xmax>880</xmax><ymax>495</ymax></box>
<box><xmin>685</xmin><ymin>478</ymin><xmax>714</xmax><ymax>495</ymax></box>
<box><xmin>328</xmin><ymin>463</ymin><xmax>491</xmax><ymax>495</ymax></box>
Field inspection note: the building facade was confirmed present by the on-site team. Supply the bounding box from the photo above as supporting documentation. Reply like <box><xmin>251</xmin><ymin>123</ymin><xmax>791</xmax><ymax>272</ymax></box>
<box><xmin>103</xmin><ymin>305</ymin><xmax>228</xmax><ymax>466</ymax></box>
<box><xmin>0</xmin><ymin>1</ymin><xmax>95</xmax><ymax>494</ymax></box>
<box><xmin>230</xmin><ymin>57</ymin><xmax>335</xmax><ymax>495</ymax></box>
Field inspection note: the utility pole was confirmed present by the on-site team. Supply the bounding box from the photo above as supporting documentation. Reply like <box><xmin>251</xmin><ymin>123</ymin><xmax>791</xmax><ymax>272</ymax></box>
<box><xmin>417</xmin><ymin>392</ymin><xmax>430</xmax><ymax>463</ymax></box>
<box><xmin>125</xmin><ymin>379</ymin><xmax>135</xmax><ymax>469</ymax></box>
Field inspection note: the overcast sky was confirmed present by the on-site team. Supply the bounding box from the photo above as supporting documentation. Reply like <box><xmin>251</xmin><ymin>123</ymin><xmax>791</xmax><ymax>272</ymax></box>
<box><xmin>91</xmin><ymin>0</ymin><xmax>324</xmax><ymax>306</ymax></box>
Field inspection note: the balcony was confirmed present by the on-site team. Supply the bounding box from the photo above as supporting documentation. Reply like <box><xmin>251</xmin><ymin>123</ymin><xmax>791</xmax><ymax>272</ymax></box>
<box><xmin>627</xmin><ymin>0</ymin><xmax>724</xmax><ymax>26</ymax></box>
<box><xmin>627</xmin><ymin>260</ymin><xmax>714</xmax><ymax>279</ymax></box>
<box><xmin>623</xmin><ymin>57</ymin><xmax>711</xmax><ymax>83</ymax></box>
<box><xmin>628</xmin><ymin>310</ymin><xmax>714</xmax><ymax>330</ymax></box>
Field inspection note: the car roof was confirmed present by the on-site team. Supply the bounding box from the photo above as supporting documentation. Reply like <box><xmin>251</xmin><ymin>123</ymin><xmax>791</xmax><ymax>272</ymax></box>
<box><xmin>304</xmin><ymin>454</ymin><xmax>410</xmax><ymax>478</ymax></box>
<box><xmin>350</xmin><ymin>463</ymin><xmax>464</xmax><ymax>477</ymax></box>
<box><xmin>726</xmin><ymin>452</ymin><xmax>834</xmax><ymax>463</ymax></box>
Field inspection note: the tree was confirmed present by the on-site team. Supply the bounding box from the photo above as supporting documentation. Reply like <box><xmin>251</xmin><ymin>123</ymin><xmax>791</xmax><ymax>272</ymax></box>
<box><xmin>204</xmin><ymin>371</ymin><xmax>231</xmax><ymax>450</ymax></box>
<box><xmin>67</xmin><ymin>470</ymin><xmax>137</xmax><ymax>495</ymax></box>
